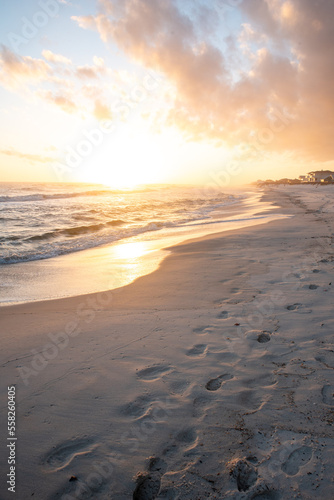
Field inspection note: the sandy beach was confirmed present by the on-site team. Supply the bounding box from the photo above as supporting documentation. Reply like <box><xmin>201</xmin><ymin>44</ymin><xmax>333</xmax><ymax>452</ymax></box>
<box><xmin>1</xmin><ymin>186</ymin><xmax>334</xmax><ymax>500</ymax></box>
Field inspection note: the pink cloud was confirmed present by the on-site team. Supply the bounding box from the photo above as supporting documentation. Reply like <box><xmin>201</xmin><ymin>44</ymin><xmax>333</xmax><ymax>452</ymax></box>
<box><xmin>76</xmin><ymin>66</ymin><xmax>99</xmax><ymax>79</ymax></box>
<box><xmin>40</xmin><ymin>91</ymin><xmax>78</xmax><ymax>113</ymax></box>
<box><xmin>0</xmin><ymin>45</ymin><xmax>51</xmax><ymax>88</ymax></box>
<box><xmin>0</xmin><ymin>46</ymin><xmax>110</xmax><ymax>118</ymax></box>
<box><xmin>72</xmin><ymin>0</ymin><xmax>334</xmax><ymax>161</ymax></box>
<box><xmin>42</xmin><ymin>50</ymin><xmax>72</xmax><ymax>65</ymax></box>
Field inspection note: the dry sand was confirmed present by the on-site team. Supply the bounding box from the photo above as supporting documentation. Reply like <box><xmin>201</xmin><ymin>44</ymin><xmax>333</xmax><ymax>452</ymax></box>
<box><xmin>0</xmin><ymin>186</ymin><xmax>333</xmax><ymax>499</ymax></box>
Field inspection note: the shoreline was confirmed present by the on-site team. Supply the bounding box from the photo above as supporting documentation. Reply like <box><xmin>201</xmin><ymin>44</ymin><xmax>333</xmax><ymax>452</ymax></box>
<box><xmin>0</xmin><ymin>190</ymin><xmax>283</xmax><ymax>307</ymax></box>
<box><xmin>1</xmin><ymin>186</ymin><xmax>334</xmax><ymax>499</ymax></box>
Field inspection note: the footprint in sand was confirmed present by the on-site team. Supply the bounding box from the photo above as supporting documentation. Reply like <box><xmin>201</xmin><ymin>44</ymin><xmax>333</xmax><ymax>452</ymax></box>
<box><xmin>281</xmin><ymin>446</ymin><xmax>312</xmax><ymax>476</ymax></box>
<box><xmin>137</xmin><ymin>365</ymin><xmax>172</xmax><ymax>381</ymax></box>
<box><xmin>162</xmin><ymin>428</ymin><xmax>198</xmax><ymax>458</ymax></box>
<box><xmin>148</xmin><ymin>457</ymin><xmax>167</xmax><ymax>475</ymax></box>
<box><xmin>217</xmin><ymin>310</ymin><xmax>229</xmax><ymax>319</ymax></box>
<box><xmin>315</xmin><ymin>351</ymin><xmax>334</xmax><ymax>369</ymax></box>
<box><xmin>236</xmin><ymin>389</ymin><xmax>263</xmax><ymax>410</ymax></box>
<box><xmin>251</xmin><ymin>491</ymin><xmax>280</xmax><ymax>500</ymax></box>
<box><xmin>205</xmin><ymin>373</ymin><xmax>233</xmax><ymax>391</ymax></box>
<box><xmin>157</xmin><ymin>488</ymin><xmax>177</xmax><ymax>499</ymax></box>
<box><xmin>322</xmin><ymin>385</ymin><xmax>334</xmax><ymax>406</ymax></box>
<box><xmin>44</xmin><ymin>438</ymin><xmax>97</xmax><ymax>471</ymax></box>
<box><xmin>245</xmin><ymin>330</ymin><xmax>271</xmax><ymax>344</ymax></box>
<box><xmin>186</xmin><ymin>344</ymin><xmax>207</xmax><ymax>357</ymax></box>
<box><xmin>169</xmin><ymin>379</ymin><xmax>190</xmax><ymax>395</ymax></box>
<box><xmin>286</xmin><ymin>304</ymin><xmax>312</xmax><ymax>314</ymax></box>
<box><xmin>257</xmin><ymin>332</ymin><xmax>271</xmax><ymax>343</ymax></box>
<box><xmin>133</xmin><ymin>474</ymin><xmax>161</xmax><ymax>500</ymax></box>
<box><xmin>133</xmin><ymin>457</ymin><xmax>167</xmax><ymax>500</ymax></box>
<box><xmin>120</xmin><ymin>394</ymin><xmax>153</xmax><ymax>419</ymax></box>
<box><xmin>175</xmin><ymin>427</ymin><xmax>197</xmax><ymax>445</ymax></box>
<box><xmin>192</xmin><ymin>395</ymin><xmax>212</xmax><ymax>416</ymax></box>
<box><xmin>243</xmin><ymin>374</ymin><xmax>276</xmax><ymax>388</ymax></box>
<box><xmin>286</xmin><ymin>303</ymin><xmax>302</xmax><ymax>311</ymax></box>
<box><xmin>193</xmin><ymin>326</ymin><xmax>214</xmax><ymax>335</ymax></box>
<box><xmin>230</xmin><ymin>458</ymin><xmax>258</xmax><ymax>492</ymax></box>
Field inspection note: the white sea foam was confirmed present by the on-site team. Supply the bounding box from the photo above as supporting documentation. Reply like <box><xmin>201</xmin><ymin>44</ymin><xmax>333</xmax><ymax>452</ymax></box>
<box><xmin>0</xmin><ymin>183</ymin><xmax>244</xmax><ymax>265</ymax></box>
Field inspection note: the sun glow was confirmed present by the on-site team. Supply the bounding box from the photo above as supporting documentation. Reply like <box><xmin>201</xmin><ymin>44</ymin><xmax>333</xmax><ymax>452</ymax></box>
<box><xmin>107</xmin><ymin>240</ymin><xmax>156</xmax><ymax>284</ymax></box>
<box><xmin>76</xmin><ymin>130</ymin><xmax>168</xmax><ymax>189</ymax></box>
<box><xmin>72</xmin><ymin>125</ymin><xmax>237</xmax><ymax>189</ymax></box>
<box><xmin>113</xmin><ymin>241</ymin><xmax>150</xmax><ymax>260</ymax></box>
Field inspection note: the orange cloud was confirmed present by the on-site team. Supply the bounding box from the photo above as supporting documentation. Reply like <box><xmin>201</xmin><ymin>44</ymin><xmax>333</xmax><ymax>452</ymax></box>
<box><xmin>241</xmin><ymin>0</ymin><xmax>334</xmax><ymax>159</ymax></box>
<box><xmin>71</xmin><ymin>14</ymin><xmax>113</xmax><ymax>43</ymax></box>
<box><xmin>42</xmin><ymin>50</ymin><xmax>72</xmax><ymax>65</ymax></box>
<box><xmin>76</xmin><ymin>66</ymin><xmax>99</xmax><ymax>79</ymax></box>
<box><xmin>72</xmin><ymin>0</ymin><xmax>334</xmax><ymax>161</ymax></box>
<box><xmin>93</xmin><ymin>99</ymin><xmax>112</xmax><ymax>120</ymax></box>
<box><xmin>0</xmin><ymin>46</ymin><xmax>80</xmax><ymax>115</ymax></box>
<box><xmin>0</xmin><ymin>46</ymin><xmax>110</xmax><ymax>118</ymax></box>
<box><xmin>0</xmin><ymin>45</ymin><xmax>50</xmax><ymax>88</ymax></box>
<box><xmin>0</xmin><ymin>148</ymin><xmax>54</xmax><ymax>164</ymax></box>
<box><xmin>40</xmin><ymin>91</ymin><xmax>78</xmax><ymax>113</ymax></box>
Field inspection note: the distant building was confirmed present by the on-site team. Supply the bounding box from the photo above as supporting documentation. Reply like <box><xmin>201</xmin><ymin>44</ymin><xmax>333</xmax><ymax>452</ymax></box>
<box><xmin>299</xmin><ymin>174</ymin><xmax>313</xmax><ymax>182</ymax></box>
<box><xmin>299</xmin><ymin>175</ymin><xmax>309</xmax><ymax>182</ymax></box>
<box><xmin>308</xmin><ymin>170</ymin><xmax>334</xmax><ymax>182</ymax></box>
<box><xmin>257</xmin><ymin>170</ymin><xmax>334</xmax><ymax>186</ymax></box>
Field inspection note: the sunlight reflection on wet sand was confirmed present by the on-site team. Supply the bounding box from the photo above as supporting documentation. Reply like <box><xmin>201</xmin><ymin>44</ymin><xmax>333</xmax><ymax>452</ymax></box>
<box><xmin>0</xmin><ymin>194</ymin><xmax>288</xmax><ymax>305</ymax></box>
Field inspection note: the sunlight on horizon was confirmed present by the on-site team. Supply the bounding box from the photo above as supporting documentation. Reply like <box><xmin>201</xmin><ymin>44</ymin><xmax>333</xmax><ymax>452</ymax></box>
<box><xmin>74</xmin><ymin>131</ymin><xmax>169</xmax><ymax>189</ymax></box>
<box><xmin>0</xmin><ymin>1</ymin><xmax>333</xmax><ymax>184</ymax></box>
<box><xmin>70</xmin><ymin>126</ymin><xmax>236</xmax><ymax>189</ymax></box>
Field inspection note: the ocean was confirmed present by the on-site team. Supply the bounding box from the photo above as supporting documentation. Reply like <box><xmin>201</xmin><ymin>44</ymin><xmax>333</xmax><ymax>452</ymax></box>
<box><xmin>0</xmin><ymin>183</ymin><xmax>278</xmax><ymax>305</ymax></box>
<box><xmin>0</xmin><ymin>183</ymin><xmax>242</xmax><ymax>265</ymax></box>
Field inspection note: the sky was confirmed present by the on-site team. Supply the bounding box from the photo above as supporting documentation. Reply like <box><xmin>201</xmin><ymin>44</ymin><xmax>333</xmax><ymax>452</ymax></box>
<box><xmin>0</xmin><ymin>0</ymin><xmax>333</xmax><ymax>188</ymax></box>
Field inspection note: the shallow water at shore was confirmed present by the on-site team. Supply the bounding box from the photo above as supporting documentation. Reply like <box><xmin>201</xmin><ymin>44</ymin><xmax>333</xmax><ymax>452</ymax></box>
<box><xmin>0</xmin><ymin>183</ymin><xmax>243</xmax><ymax>265</ymax></box>
<box><xmin>0</xmin><ymin>191</ymin><xmax>287</xmax><ymax>305</ymax></box>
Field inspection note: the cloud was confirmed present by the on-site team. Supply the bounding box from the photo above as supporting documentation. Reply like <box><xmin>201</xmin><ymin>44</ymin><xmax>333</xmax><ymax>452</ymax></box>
<box><xmin>93</xmin><ymin>56</ymin><xmax>105</xmax><ymax>67</ymax></box>
<box><xmin>71</xmin><ymin>15</ymin><xmax>96</xmax><ymax>30</ymax></box>
<box><xmin>42</xmin><ymin>50</ymin><xmax>72</xmax><ymax>65</ymax></box>
<box><xmin>0</xmin><ymin>46</ymin><xmax>79</xmax><ymax>115</ymax></box>
<box><xmin>0</xmin><ymin>148</ymin><xmax>54</xmax><ymax>164</ymax></box>
<box><xmin>0</xmin><ymin>46</ymin><xmax>109</xmax><ymax>118</ymax></box>
<box><xmin>93</xmin><ymin>99</ymin><xmax>112</xmax><ymax>120</ymax></box>
<box><xmin>76</xmin><ymin>66</ymin><xmax>100</xmax><ymax>79</ymax></box>
<box><xmin>239</xmin><ymin>0</ymin><xmax>334</xmax><ymax>159</ymax></box>
<box><xmin>72</xmin><ymin>0</ymin><xmax>334</xmax><ymax>161</ymax></box>
<box><xmin>238</xmin><ymin>23</ymin><xmax>268</xmax><ymax>57</ymax></box>
<box><xmin>0</xmin><ymin>45</ymin><xmax>50</xmax><ymax>88</ymax></box>
<box><xmin>71</xmin><ymin>14</ymin><xmax>113</xmax><ymax>42</ymax></box>
<box><xmin>75</xmin><ymin>57</ymin><xmax>106</xmax><ymax>79</ymax></box>
<box><xmin>41</xmin><ymin>91</ymin><xmax>78</xmax><ymax>113</ymax></box>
